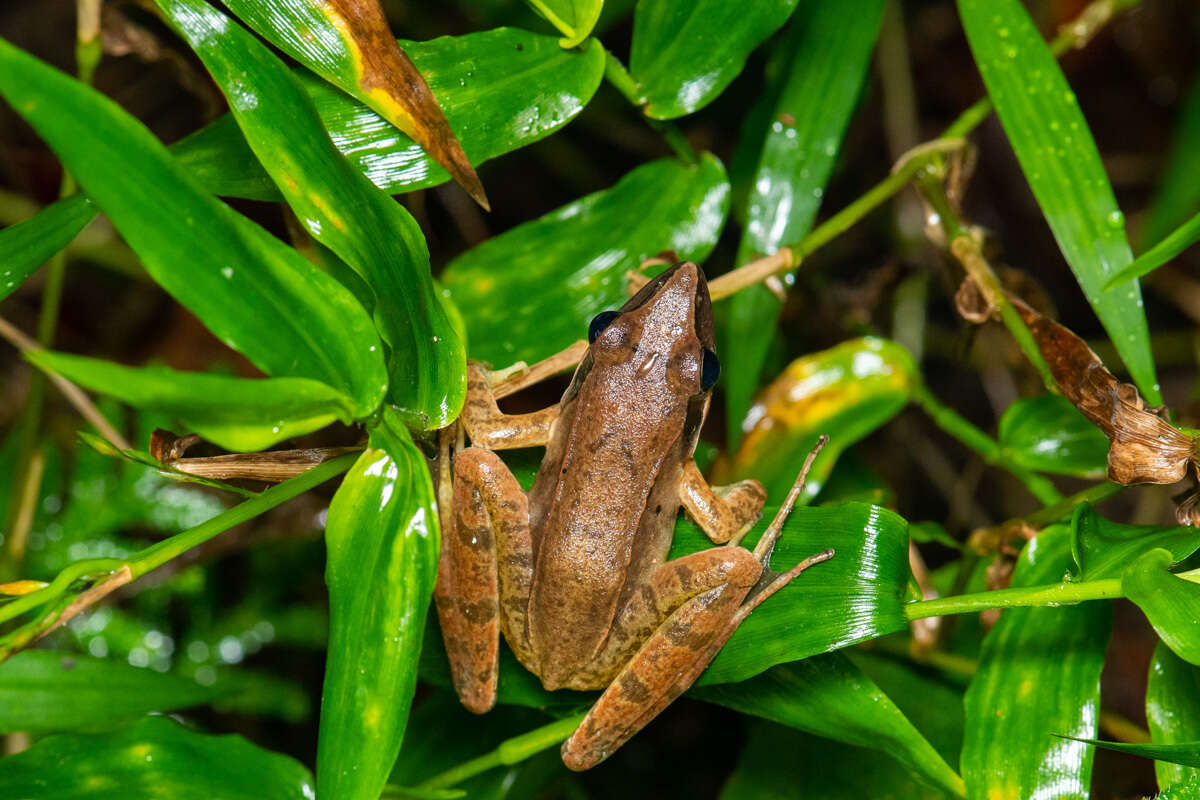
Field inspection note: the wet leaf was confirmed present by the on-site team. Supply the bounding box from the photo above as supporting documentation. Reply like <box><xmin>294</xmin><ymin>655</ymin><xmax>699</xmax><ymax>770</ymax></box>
<box><xmin>319</xmin><ymin>409</ymin><xmax>440</xmax><ymax>800</ymax></box>
<box><xmin>443</xmin><ymin>155</ymin><xmax>729</xmax><ymax>366</ymax></box>
<box><xmin>172</xmin><ymin>27</ymin><xmax>604</xmax><ymax>201</ymax></box>
<box><xmin>0</xmin><ymin>194</ymin><xmax>94</xmax><ymax>302</ymax></box>
<box><xmin>27</xmin><ymin>350</ymin><xmax>351</xmax><ymax>453</ymax></box>
<box><xmin>1144</xmin><ymin>73</ymin><xmax>1200</xmax><ymax>249</ymax></box>
<box><xmin>1147</xmin><ymin>641</ymin><xmax>1200</xmax><ymax>790</ymax></box>
<box><xmin>996</xmin><ymin>394</ymin><xmax>1109</xmax><ymax>478</ymax></box>
<box><xmin>0</xmin><ymin>716</ymin><xmax>314</xmax><ymax>799</ymax></box>
<box><xmin>695</xmin><ymin>654</ymin><xmax>964</xmax><ymax>796</ymax></box>
<box><xmin>961</xmin><ymin>524</ymin><xmax>1111</xmax><ymax>798</ymax></box>
<box><xmin>1123</xmin><ymin>548</ymin><xmax>1200</xmax><ymax>666</ymax></box>
<box><xmin>221</xmin><ymin>0</ymin><xmax>486</xmax><ymax>208</ymax></box>
<box><xmin>721</xmin><ymin>722</ymin><xmax>954</xmax><ymax>800</ymax></box>
<box><xmin>718</xmin><ymin>337</ymin><xmax>917</xmax><ymax>501</ymax></box>
<box><xmin>156</xmin><ymin>0</ymin><xmax>463</xmax><ymax>429</ymax></box>
<box><xmin>682</xmin><ymin>501</ymin><xmax>913</xmax><ymax>685</ymax></box>
<box><xmin>1012</xmin><ymin>298</ymin><xmax>1196</xmax><ymax>486</ymax></box>
<box><xmin>630</xmin><ymin>0</ymin><xmax>799</xmax><ymax>119</ymax></box>
<box><xmin>1159</xmin><ymin>776</ymin><xmax>1200</xmax><ymax>799</ymax></box>
<box><xmin>722</xmin><ymin>0</ymin><xmax>884</xmax><ymax>442</ymax></box>
<box><xmin>525</xmin><ymin>0</ymin><xmax>603</xmax><ymax>47</ymax></box>
<box><xmin>1069</xmin><ymin>503</ymin><xmax>1200</xmax><ymax>582</ymax></box>
<box><xmin>957</xmin><ymin>0</ymin><xmax>1158</xmax><ymax>401</ymax></box>
<box><xmin>0</xmin><ymin>38</ymin><xmax>387</xmax><ymax>416</ymax></box>
<box><xmin>0</xmin><ymin>651</ymin><xmax>223</xmax><ymax>733</ymax></box>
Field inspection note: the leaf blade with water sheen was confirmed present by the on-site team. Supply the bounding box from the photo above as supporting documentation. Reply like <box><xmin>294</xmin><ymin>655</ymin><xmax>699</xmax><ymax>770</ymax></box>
<box><xmin>0</xmin><ymin>194</ymin><xmax>94</xmax><ymax>302</ymax></box>
<box><xmin>221</xmin><ymin>0</ymin><xmax>485</xmax><ymax>208</ymax></box>
<box><xmin>1148</xmin><ymin>642</ymin><xmax>1200</xmax><ymax>790</ymax></box>
<box><xmin>722</xmin><ymin>0</ymin><xmax>884</xmax><ymax>441</ymax></box>
<box><xmin>319</xmin><ymin>410</ymin><xmax>440</xmax><ymax>800</ymax></box>
<box><xmin>0</xmin><ymin>37</ymin><xmax>387</xmax><ymax>415</ymax></box>
<box><xmin>997</xmin><ymin>394</ymin><xmax>1109</xmax><ymax>478</ymax></box>
<box><xmin>630</xmin><ymin>0</ymin><xmax>799</xmax><ymax>119</ymax></box>
<box><xmin>961</xmin><ymin>524</ymin><xmax>1111</xmax><ymax>798</ymax></box>
<box><xmin>0</xmin><ymin>716</ymin><xmax>314</xmax><ymax>799</ymax></box>
<box><xmin>1124</xmin><ymin>548</ymin><xmax>1200</xmax><ymax>666</ymax></box>
<box><xmin>443</xmin><ymin>155</ymin><xmax>729</xmax><ymax>365</ymax></box>
<box><xmin>1069</xmin><ymin>503</ymin><xmax>1200</xmax><ymax>582</ymax></box>
<box><xmin>156</xmin><ymin>0</ymin><xmax>464</xmax><ymax>429</ymax></box>
<box><xmin>956</xmin><ymin>0</ymin><xmax>1158</xmax><ymax>402</ymax></box>
<box><xmin>27</xmin><ymin>350</ymin><xmax>352</xmax><ymax>453</ymax></box>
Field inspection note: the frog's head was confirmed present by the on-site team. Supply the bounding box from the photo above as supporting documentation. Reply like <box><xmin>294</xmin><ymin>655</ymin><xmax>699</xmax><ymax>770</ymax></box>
<box><xmin>581</xmin><ymin>261</ymin><xmax>718</xmax><ymax>398</ymax></box>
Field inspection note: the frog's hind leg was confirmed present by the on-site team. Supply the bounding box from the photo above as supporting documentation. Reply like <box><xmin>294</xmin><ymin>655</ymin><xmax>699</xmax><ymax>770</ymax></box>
<box><xmin>434</xmin><ymin>448</ymin><xmax>536</xmax><ymax>714</ymax></box>
<box><xmin>560</xmin><ymin>438</ymin><xmax>835</xmax><ymax>770</ymax></box>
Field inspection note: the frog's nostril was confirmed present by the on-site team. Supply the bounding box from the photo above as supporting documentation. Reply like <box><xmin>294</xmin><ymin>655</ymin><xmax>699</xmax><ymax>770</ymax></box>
<box><xmin>636</xmin><ymin>352</ymin><xmax>660</xmax><ymax>378</ymax></box>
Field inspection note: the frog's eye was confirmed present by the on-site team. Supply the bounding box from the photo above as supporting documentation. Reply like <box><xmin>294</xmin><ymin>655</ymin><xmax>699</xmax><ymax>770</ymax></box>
<box><xmin>588</xmin><ymin>310</ymin><xmax>620</xmax><ymax>343</ymax></box>
<box><xmin>700</xmin><ymin>348</ymin><xmax>720</xmax><ymax>391</ymax></box>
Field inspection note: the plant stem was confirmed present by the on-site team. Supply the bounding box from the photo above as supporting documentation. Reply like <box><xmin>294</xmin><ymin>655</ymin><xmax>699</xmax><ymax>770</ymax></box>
<box><xmin>602</xmin><ymin>49</ymin><xmax>697</xmax><ymax>165</ymax></box>
<box><xmin>0</xmin><ymin>453</ymin><xmax>358</xmax><ymax>629</ymax></box>
<box><xmin>912</xmin><ymin>383</ymin><xmax>1062</xmax><ymax>505</ymax></box>
<box><xmin>905</xmin><ymin>577</ymin><xmax>1123</xmax><ymax>620</ymax></box>
<box><xmin>1026</xmin><ymin>481</ymin><xmax>1125</xmax><ymax>525</ymax></box>
<box><xmin>415</xmin><ymin>712</ymin><xmax>586</xmax><ymax>790</ymax></box>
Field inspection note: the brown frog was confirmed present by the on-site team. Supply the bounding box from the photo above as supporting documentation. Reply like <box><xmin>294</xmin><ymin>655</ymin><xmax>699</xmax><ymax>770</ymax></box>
<box><xmin>435</xmin><ymin>261</ymin><xmax>832</xmax><ymax>770</ymax></box>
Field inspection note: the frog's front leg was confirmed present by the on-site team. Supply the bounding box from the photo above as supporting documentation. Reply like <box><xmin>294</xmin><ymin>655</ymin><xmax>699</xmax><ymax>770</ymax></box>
<box><xmin>434</xmin><ymin>448</ymin><xmax>537</xmax><ymax>713</ymax></box>
<box><xmin>461</xmin><ymin>362</ymin><xmax>558</xmax><ymax>450</ymax></box>
<box><xmin>679</xmin><ymin>459</ymin><xmax>766</xmax><ymax>544</ymax></box>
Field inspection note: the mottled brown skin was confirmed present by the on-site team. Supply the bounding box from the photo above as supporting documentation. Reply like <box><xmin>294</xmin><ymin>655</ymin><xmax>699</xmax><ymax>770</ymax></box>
<box><xmin>435</xmin><ymin>263</ymin><xmax>793</xmax><ymax>770</ymax></box>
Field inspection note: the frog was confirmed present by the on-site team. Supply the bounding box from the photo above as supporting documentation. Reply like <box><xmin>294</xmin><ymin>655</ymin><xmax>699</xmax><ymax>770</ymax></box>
<box><xmin>434</xmin><ymin>261</ymin><xmax>832</xmax><ymax>770</ymax></box>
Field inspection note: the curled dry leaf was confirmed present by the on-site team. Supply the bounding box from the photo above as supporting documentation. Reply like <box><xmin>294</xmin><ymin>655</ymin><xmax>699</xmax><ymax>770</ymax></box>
<box><xmin>1011</xmin><ymin>298</ymin><xmax>1197</xmax><ymax>486</ymax></box>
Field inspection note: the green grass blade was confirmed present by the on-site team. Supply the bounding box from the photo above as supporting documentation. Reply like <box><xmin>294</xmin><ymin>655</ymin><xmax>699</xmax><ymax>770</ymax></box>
<box><xmin>961</xmin><ymin>524</ymin><xmax>1110</xmax><ymax>797</ymax></box>
<box><xmin>1148</xmin><ymin>642</ymin><xmax>1200</xmax><ymax>790</ymax></box>
<box><xmin>442</xmin><ymin>155</ymin><xmax>729</xmax><ymax>366</ymax></box>
<box><xmin>0</xmin><ymin>37</ymin><xmax>387</xmax><ymax>417</ymax></box>
<box><xmin>1144</xmin><ymin>73</ymin><xmax>1200</xmax><ymax>248</ymax></box>
<box><xmin>319</xmin><ymin>409</ymin><xmax>440</xmax><ymax>800</ymax></box>
<box><xmin>0</xmin><ymin>716</ymin><xmax>315</xmax><ymax>799</ymax></box>
<box><xmin>957</xmin><ymin>0</ymin><xmax>1159</xmax><ymax>403</ymax></box>
<box><xmin>630</xmin><ymin>0</ymin><xmax>799</xmax><ymax>119</ymax></box>
<box><xmin>1105</xmin><ymin>208</ymin><xmax>1200</xmax><ymax>289</ymax></box>
<box><xmin>156</xmin><ymin>0</ymin><xmax>463</xmax><ymax>429</ymax></box>
<box><xmin>1053</xmin><ymin>734</ymin><xmax>1200</xmax><ymax>770</ymax></box>
<box><xmin>723</xmin><ymin>0</ymin><xmax>884</xmax><ymax>444</ymax></box>
<box><xmin>27</xmin><ymin>350</ymin><xmax>352</xmax><ymax>452</ymax></box>
<box><xmin>0</xmin><ymin>194</ymin><xmax>94</xmax><ymax>302</ymax></box>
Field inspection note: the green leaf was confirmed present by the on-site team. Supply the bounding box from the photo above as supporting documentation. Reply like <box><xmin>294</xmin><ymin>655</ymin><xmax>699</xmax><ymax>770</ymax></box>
<box><xmin>0</xmin><ymin>194</ymin><xmax>94</xmax><ymax>302</ymax></box>
<box><xmin>1143</xmin><ymin>73</ymin><xmax>1200</xmax><ymax>249</ymax></box>
<box><xmin>219</xmin><ymin>0</ymin><xmax>485</xmax><ymax>207</ymax></box>
<box><xmin>319</xmin><ymin>409</ymin><xmax>440</xmax><ymax>800</ymax></box>
<box><xmin>0</xmin><ymin>716</ymin><xmax>314</xmax><ymax>799</ymax></box>
<box><xmin>1160</xmin><ymin>777</ymin><xmax>1200</xmax><ymax>800</ymax></box>
<box><xmin>155</xmin><ymin>0</ymin><xmax>463</xmax><ymax>429</ymax></box>
<box><xmin>1069</xmin><ymin>503</ymin><xmax>1200</xmax><ymax>582</ymax></box>
<box><xmin>443</xmin><ymin>155</ymin><xmax>729</xmax><ymax>365</ymax></box>
<box><xmin>956</xmin><ymin>0</ymin><xmax>1159</xmax><ymax>403</ymax></box>
<box><xmin>721</xmin><ymin>721</ymin><xmax>955</xmax><ymax>800</ymax></box>
<box><xmin>27</xmin><ymin>350</ymin><xmax>351</xmax><ymax>452</ymax></box>
<box><xmin>171</xmin><ymin>28</ymin><xmax>605</xmax><ymax>201</ymax></box>
<box><xmin>1148</xmin><ymin>641</ymin><xmax>1200</xmax><ymax>790</ymax></box>
<box><xmin>722</xmin><ymin>0</ymin><xmax>884</xmax><ymax>443</ymax></box>
<box><xmin>630</xmin><ymin>0</ymin><xmax>799</xmax><ymax>119</ymax></box>
<box><xmin>0</xmin><ymin>651</ymin><xmax>223</xmax><ymax>733</ymax></box>
<box><xmin>683</xmin><ymin>501</ymin><xmax>912</xmax><ymax>685</ymax></box>
<box><xmin>961</xmin><ymin>524</ymin><xmax>1111</xmax><ymax>798</ymax></box>
<box><xmin>1053</xmin><ymin>734</ymin><xmax>1200</xmax><ymax>769</ymax></box>
<box><xmin>525</xmin><ymin>0</ymin><xmax>603</xmax><ymax>47</ymax></box>
<box><xmin>1105</xmin><ymin>208</ymin><xmax>1200</xmax><ymax>289</ymax></box>
<box><xmin>996</xmin><ymin>394</ymin><xmax>1109</xmax><ymax>478</ymax></box>
<box><xmin>0</xmin><ymin>38</ymin><xmax>387</xmax><ymax>416</ymax></box>
<box><xmin>694</xmin><ymin>654</ymin><xmax>964</xmax><ymax>796</ymax></box>
<box><xmin>1124</xmin><ymin>548</ymin><xmax>1200</xmax><ymax>666</ymax></box>
<box><xmin>720</xmin><ymin>337</ymin><xmax>917</xmax><ymax>501</ymax></box>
